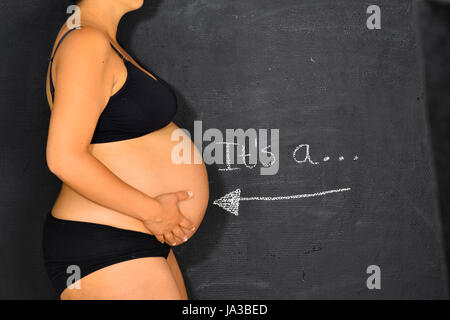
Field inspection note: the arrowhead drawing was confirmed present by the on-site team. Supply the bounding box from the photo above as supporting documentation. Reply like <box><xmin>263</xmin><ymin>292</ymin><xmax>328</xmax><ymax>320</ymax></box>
<box><xmin>213</xmin><ymin>188</ymin><xmax>241</xmax><ymax>216</ymax></box>
<box><xmin>213</xmin><ymin>187</ymin><xmax>351</xmax><ymax>216</ymax></box>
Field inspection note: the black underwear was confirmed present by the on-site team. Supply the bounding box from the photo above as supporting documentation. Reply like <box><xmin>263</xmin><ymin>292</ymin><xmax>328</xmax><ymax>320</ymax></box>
<box><xmin>42</xmin><ymin>211</ymin><xmax>171</xmax><ymax>298</ymax></box>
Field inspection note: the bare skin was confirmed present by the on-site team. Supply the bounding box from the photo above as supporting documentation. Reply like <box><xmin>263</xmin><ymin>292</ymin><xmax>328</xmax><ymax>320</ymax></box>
<box><xmin>61</xmin><ymin>250</ymin><xmax>188</xmax><ymax>300</ymax></box>
<box><xmin>46</xmin><ymin>0</ymin><xmax>209</xmax><ymax>300</ymax></box>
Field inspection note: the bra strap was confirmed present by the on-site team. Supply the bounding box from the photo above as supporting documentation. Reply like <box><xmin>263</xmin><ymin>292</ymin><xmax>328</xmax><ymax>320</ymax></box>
<box><xmin>49</xmin><ymin>26</ymin><xmax>82</xmax><ymax>96</ymax></box>
<box><xmin>110</xmin><ymin>43</ymin><xmax>127</xmax><ymax>61</ymax></box>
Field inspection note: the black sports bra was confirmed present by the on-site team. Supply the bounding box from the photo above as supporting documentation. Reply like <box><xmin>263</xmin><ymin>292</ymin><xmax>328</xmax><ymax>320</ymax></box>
<box><xmin>49</xmin><ymin>27</ymin><xmax>178</xmax><ymax>144</ymax></box>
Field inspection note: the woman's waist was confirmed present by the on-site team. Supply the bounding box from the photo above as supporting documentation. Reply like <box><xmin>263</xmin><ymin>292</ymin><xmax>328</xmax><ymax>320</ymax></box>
<box><xmin>52</xmin><ymin>122</ymin><xmax>209</xmax><ymax>235</ymax></box>
<box><xmin>51</xmin><ymin>192</ymin><xmax>154</xmax><ymax>235</ymax></box>
<box><xmin>51</xmin><ymin>163</ymin><xmax>210</xmax><ymax>235</ymax></box>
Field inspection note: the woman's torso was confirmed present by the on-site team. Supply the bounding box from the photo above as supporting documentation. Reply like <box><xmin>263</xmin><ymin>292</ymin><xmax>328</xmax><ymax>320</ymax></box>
<box><xmin>51</xmin><ymin>122</ymin><xmax>209</xmax><ymax>234</ymax></box>
<box><xmin>48</xmin><ymin>26</ymin><xmax>209</xmax><ymax>234</ymax></box>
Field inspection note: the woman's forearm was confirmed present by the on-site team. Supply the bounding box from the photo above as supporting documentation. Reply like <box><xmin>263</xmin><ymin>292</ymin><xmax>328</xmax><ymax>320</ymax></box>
<box><xmin>47</xmin><ymin>149</ymin><xmax>160</xmax><ymax>222</ymax></box>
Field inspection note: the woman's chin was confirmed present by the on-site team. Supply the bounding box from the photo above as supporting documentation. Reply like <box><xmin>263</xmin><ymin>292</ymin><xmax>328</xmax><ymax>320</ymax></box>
<box><xmin>121</xmin><ymin>0</ymin><xmax>144</xmax><ymax>11</ymax></box>
<box><xmin>132</xmin><ymin>0</ymin><xmax>144</xmax><ymax>10</ymax></box>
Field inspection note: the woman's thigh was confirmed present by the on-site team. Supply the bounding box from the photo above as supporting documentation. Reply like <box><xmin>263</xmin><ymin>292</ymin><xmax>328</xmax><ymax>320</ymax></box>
<box><xmin>60</xmin><ymin>257</ymin><xmax>182</xmax><ymax>300</ymax></box>
<box><xmin>167</xmin><ymin>249</ymin><xmax>188</xmax><ymax>299</ymax></box>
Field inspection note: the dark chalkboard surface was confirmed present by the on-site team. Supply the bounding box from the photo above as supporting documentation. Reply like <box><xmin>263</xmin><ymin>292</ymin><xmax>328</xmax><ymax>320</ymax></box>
<box><xmin>0</xmin><ymin>0</ymin><xmax>447</xmax><ymax>299</ymax></box>
<box><xmin>131</xmin><ymin>0</ymin><xmax>446</xmax><ymax>299</ymax></box>
<box><xmin>417</xmin><ymin>0</ymin><xmax>450</xmax><ymax>292</ymax></box>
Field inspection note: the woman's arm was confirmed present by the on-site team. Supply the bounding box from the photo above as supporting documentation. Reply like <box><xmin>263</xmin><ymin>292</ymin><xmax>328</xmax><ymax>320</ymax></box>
<box><xmin>46</xmin><ymin>27</ymin><xmax>194</xmax><ymax>245</ymax></box>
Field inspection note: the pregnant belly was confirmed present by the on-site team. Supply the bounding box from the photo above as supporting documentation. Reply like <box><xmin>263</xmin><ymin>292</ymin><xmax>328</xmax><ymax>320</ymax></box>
<box><xmin>51</xmin><ymin>122</ymin><xmax>209</xmax><ymax>239</ymax></box>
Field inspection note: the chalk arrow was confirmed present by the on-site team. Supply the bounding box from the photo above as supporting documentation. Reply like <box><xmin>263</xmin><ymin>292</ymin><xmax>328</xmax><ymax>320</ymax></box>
<box><xmin>213</xmin><ymin>187</ymin><xmax>351</xmax><ymax>216</ymax></box>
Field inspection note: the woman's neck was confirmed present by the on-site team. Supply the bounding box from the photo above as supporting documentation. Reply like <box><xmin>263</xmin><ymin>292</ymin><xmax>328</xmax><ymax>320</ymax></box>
<box><xmin>76</xmin><ymin>0</ymin><xmax>127</xmax><ymax>42</ymax></box>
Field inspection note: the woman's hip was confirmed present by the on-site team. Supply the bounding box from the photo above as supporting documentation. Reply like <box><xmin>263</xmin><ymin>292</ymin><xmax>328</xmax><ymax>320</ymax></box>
<box><xmin>42</xmin><ymin>210</ymin><xmax>171</xmax><ymax>298</ymax></box>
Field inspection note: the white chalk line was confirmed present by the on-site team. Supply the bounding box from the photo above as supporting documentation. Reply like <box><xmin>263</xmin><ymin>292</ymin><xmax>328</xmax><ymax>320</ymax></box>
<box><xmin>240</xmin><ymin>187</ymin><xmax>351</xmax><ymax>201</ymax></box>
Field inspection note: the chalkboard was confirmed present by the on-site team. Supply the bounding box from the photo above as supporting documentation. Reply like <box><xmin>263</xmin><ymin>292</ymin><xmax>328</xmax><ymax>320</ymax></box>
<box><xmin>417</xmin><ymin>0</ymin><xmax>450</xmax><ymax>292</ymax></box>
<box><xmin>127</xmin><ymin>0</ymin><xmax>446</xmax><ymax>299</ymax></box>
<box><xmin>0</xmin><ymin>0</ymin><xmax>447</xmax><ymax>299</ymax></box>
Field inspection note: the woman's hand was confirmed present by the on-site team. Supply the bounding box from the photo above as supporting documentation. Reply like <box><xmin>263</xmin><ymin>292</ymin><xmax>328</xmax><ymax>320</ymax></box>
<box><xmin>143</xmin><ymin>191</ymin><xmax>196</xmax><ymax>246</ymax></box>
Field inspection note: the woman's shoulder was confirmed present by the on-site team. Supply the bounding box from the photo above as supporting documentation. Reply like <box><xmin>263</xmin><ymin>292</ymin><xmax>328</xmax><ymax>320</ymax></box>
<box><xmin>53</xmin><ymin>25</ymin><xmax>112</xmax><ymax>61</ymax></box>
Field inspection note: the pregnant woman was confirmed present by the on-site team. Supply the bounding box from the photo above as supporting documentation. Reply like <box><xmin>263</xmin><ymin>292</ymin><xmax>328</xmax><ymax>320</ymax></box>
<box><xmin>42</xmin><ymin>0</ymin><xmax>209</xmax><ymax>299</ymax></box>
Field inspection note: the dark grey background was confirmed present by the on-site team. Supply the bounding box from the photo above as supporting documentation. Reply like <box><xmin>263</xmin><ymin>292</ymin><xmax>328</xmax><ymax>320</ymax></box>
<box><xmin>0</xmin><ymin>0</ymin><xmax>447</xmax><ymax>299</ymax></box>
<box><xmin>417</xmin><ymin>0</ymin><xmax>450</xmax><ymax>293</ymax></box>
